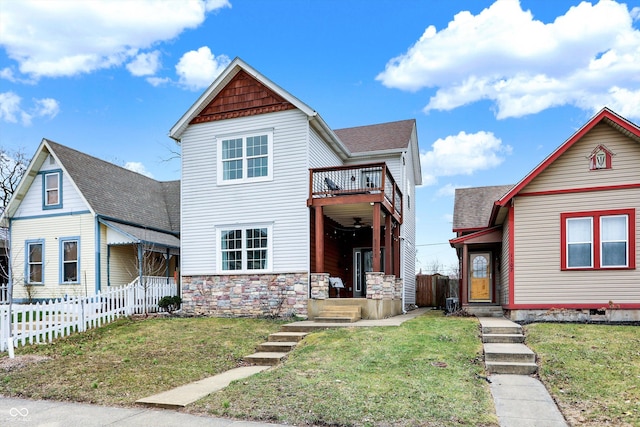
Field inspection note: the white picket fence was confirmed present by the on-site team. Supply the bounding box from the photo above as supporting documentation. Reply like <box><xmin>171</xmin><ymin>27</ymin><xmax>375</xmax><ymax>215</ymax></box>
<box><xmin>0</xmin><ymin>277</ymin><xmax>177</xmax><ymax>353</ymax></box>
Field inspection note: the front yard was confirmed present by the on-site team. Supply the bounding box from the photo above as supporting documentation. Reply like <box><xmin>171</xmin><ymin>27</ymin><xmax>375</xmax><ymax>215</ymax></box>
<box><xmin>526</xmin><ymin>322</ymin><xmax>640</xmax><ymax>427</ymax></box>
<box><xmin>1</xmin><ymin>311</ymin><xmax>638</xmax><ymax>426</ymax></box>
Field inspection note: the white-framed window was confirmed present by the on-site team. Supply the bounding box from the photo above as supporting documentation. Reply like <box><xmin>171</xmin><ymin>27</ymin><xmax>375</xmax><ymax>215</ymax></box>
<box><xmin>217</xmin><ymin>224</ymin><xmax>272</xmax><ymax>273</ymax></box>
<box><xmin>561</xmin><ymin>209</ymin><xmax>635</xmax><ymax>270</ymax></box>
<box><xmin>566</xmin><ymin>217</ymin><xmax>593</xmax><ymax>268</ymax></box>
<box><xmin>217</xmin><ymin>131</ymin><xmax>273</xmax><ymax>184</ymax></box>
<box><xmin>26</xmin><ymin>240</ymin><xmax>44</xmax><ymax>284</ymax></box>
<box><xmin>59</xmin><ymin>237</ymin><xmax>80</xmax><ymax>284</ymax></box>
<box><xmin>42</xmin><ymin>170</ymin><xmax>62</xmax><ymax>209</ymax></box>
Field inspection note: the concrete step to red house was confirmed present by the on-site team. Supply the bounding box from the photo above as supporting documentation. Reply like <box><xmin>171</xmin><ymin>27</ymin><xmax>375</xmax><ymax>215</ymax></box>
<box><xmin>485</xmin><ymin>360</ymin><xmax>538</xmax><ymax>375</ymax></box>
<box><xmin>484</xmin><ymin>343</ymin><xmax>536</xmax><ymax>364</ymax></box>
<box><xmin>482</xmin><ymin>333</ymin><xmax>525</xmax><ymax>344</ymax></box>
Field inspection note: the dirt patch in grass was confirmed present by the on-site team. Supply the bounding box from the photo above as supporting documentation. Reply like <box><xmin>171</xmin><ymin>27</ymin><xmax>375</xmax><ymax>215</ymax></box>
<box><xmin>0</xmin><ymin>355</ymin><xmax>50</xmax><ymax>372</ymax></box>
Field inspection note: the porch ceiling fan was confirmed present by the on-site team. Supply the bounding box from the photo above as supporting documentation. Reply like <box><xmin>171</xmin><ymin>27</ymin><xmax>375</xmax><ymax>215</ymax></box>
<box><xmin>353</xmin><ymin>217</ymin><xmax>365</xmax><ymax>229</ymax></box>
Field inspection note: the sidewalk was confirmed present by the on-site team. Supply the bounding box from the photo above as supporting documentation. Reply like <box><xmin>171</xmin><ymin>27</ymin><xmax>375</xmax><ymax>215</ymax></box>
<box><xmin>0</xmin><ymin>396</ymin><xmax>288</xmax><ymax>427</ymax></box>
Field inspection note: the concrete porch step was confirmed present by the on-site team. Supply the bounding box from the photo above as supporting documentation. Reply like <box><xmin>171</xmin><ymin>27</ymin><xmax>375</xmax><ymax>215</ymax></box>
<box><xmin>485</xmin><ymin>361</ymin><xmax>538</xmax><ymax>375</ymax></box>
<box><xmin>280</xmin><ymin>323</ymin><xmax>331</xmax><ymax>332</ymax></box>
<box><xmin>467</xmin><ymin>306</ymin><xmax>504</xmax><ymax>317</ymax></box>
<box><xmin>484</xmin><ymin>343</ymin><xmax>536</xmax><ymax>363</ymax></box>
<box><xmin>257</xmin><ymin>341</ymin><xmax>298</xmax><ymax>352</ymax></box>
<box><xmin>268</xmin><ymin>331</ymin><xmax>308</xmax><ymax>342</ymax></box>
<box><xmin>314</xmin><ymin>316</ymin><xmax>359</xmax><ymax>323</ymax></box>
<box><xmin>243</xmin><ymin>352</ymin><xmax>289</xmax><ymax>366</ymax></box>
<box><xmin>317</xmin><ymin>305</ymin><xmax>362</xmax><ymax>323</ymax></box>
<box><xmin>482</xmin><ymin>333</ymin><xmax>525</xmax><ymax>344</ymax></box>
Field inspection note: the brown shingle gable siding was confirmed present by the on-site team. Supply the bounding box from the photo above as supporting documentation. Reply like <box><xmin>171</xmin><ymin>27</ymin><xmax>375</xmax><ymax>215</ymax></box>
<box><xmin>335</xmin><ymin>119</ymin><xmax>415</xmax><ymax>153</ymax></box>
<box><xmin>453</xmin><ymin>185</ymin><xmax>513</xmax><ymax>231</ymax></box>
<box><xmin>190</xmin><ymin>70</ymin><xmax>296</xmax><ymax>124</ymax></box>
<box><xmin>45</xmin><ymin>140</ymin><xmax>180</xmax><ymax>234</ymax></box>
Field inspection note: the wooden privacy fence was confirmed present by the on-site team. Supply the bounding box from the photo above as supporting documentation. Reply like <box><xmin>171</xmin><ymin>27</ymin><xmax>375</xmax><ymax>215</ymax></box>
<box><xmin>416</xmin><ymin>274</ymin><xmax>458</xmax><ymax>307</ymax></box>
<box><xmin>0</xmin><ymin>277</ymin><xmax>177</xmax><ymax>353</ymax></box>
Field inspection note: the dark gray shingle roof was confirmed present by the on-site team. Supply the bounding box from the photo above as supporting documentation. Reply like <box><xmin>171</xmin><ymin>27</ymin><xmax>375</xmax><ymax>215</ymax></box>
<box><xmin>46</xmin><ymin>140</ymin><xmax>180</xmax><ymax>234</ymax></box>
<box><xmin>452</xmin><ymin>185</ymin><xmax>513</xmax><ymax>231</ymax></box>
<box><xmin>334</xmin><ymin>119</ymin><xmax>415</xmax><ymax>153</ymax></box>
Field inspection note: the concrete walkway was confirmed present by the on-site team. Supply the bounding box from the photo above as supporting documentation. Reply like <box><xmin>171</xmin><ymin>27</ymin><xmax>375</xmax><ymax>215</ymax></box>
<box><xmin>479</xmin><ymin>317</ymin><xmax>568</xmax><ymax>427</ymax></box>
<box><xmin>136</xmin><ymin>308</ymin><xmax>430</xmax><ymax>408</ymax></box>
<box><xmin>490</xmin><ymin>375</ymin><xmax>568</xmax><ymax>427</ymax></box>
<box><xmin>0</xmin><ymin>396</ymin><xmax>288</xmax><ymax>427</ymax></box>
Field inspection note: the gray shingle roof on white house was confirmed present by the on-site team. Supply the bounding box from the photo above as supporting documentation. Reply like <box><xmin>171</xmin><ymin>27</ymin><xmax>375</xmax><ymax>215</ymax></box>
<box><xmin>45</xmin><ymin>140</ymin><xmax>180</xmax><ymax>235</ymax></box>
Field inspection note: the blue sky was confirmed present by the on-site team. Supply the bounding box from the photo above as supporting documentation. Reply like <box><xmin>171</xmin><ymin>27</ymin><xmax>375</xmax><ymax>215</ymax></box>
<box><xmin>1</xmin><ymin>0</ymin><xmax>639</xmax><ymax>275</ymax></box>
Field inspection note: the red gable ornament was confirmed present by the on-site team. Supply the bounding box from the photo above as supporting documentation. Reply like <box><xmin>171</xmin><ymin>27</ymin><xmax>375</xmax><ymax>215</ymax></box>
<box><xmin>588</xmin><ymin>144</ymin><xmax>614</xmax><ymax>170</ymax></box>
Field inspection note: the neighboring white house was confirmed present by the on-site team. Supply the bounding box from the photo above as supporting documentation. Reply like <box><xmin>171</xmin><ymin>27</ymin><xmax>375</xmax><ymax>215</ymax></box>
<box><xmin>451</xmin><ymin>108</ymin><xmax>640</xmax><ymax>322</ymax></box>
<box><xmin>170</xmin><ymin>57</ymin><xmax>421</xmax><ymax>319</ymax></box>
<box><xmin>1</xmin><ymin>140</ymin><xmax>180</xmax><ymax>302</ymax></box>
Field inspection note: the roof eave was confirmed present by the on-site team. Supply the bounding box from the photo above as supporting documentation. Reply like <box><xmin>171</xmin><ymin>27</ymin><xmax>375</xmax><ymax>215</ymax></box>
<box><xmin>169</xmin><ymin>57</ymin><xmax>317</xmax><ymax>141</ymax></box>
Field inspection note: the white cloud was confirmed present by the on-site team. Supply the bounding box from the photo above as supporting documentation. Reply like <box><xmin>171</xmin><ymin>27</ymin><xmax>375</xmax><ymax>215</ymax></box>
<box><xmin>0</xmin><ymin>91</ymin><xmax>59</xmax><ymax>126</ymax></box>
<box><xmin>436</xmin><ymin>183</ymin><xmax>466</xmax><ymax>198</ymax></box>
<box><xmin>147</xmin><ymin>76</ymin><xmax>172</xmax><ymax>87</ymax></box>
<box><xmin>124</xmin><ymin>161</ymin><xmax>154</xmax><ymax>178</ymax></box>
<box><xmin>176</xmin><ymin>47</ymin><xmax>230</xmax><ymax>90</ymax></box>
<box><xmin>420</xmin><ymin>131</ymin><xmax>511</xmax><ymax>186</ymax></box>
<box><xmin>127</xmin><ymin>51</ymin><xmax>162</xmax><ymax>77</ymax></box>
<box><xmin>377</xmin><ymin>0</ymin><xmax>640</xmax><ymax>120</ymax></box>
<box><xmin>0</xmin><ymin>0</ymin><xmax>231</xmax><ymax>79</ymax></box>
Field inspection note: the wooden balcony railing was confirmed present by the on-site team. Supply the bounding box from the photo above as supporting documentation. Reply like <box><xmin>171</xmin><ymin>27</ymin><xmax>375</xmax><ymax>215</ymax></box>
<box><xmin>309</xmin><ymin>162</ymin><xmax>403</xmax><ymax>216</ymax></box>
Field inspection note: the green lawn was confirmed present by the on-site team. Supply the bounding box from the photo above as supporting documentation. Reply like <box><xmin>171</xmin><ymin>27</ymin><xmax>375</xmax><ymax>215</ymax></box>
<box><xmin>187</xmin><ymin>312</ymin><xmax>497</xmax><ymax>426</ymax></box>
<box><xmin>525</xmin><ymin>322</ymin><xmax>640</xmax><ymax>427</ymax></box>
<box><xmin>0</xmin><ymin>311</ymin><xmax>497</xmax><ymax>426</ymax></box>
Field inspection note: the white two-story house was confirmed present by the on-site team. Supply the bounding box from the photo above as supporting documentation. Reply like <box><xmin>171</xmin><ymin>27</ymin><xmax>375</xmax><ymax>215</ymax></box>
<box><xmin>170</xmin><ymin>58</ymin><xmax>421</xmax><ymax>319</ymax></box>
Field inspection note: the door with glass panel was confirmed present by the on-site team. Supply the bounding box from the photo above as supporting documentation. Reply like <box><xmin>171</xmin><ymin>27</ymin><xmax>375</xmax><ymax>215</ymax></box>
<box><xmin>469</xmin><ymin>252</ymin><xmax>491</xmax><ymax>302</ymax></box>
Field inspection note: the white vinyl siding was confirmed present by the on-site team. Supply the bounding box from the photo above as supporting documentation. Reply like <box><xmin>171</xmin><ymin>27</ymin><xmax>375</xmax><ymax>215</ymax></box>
<box><xmin>513</xmin><ymin>190</ymin><xmax>640</xmax><ymax>305</ymax></box>
<box><xmin>14</xmin><ymin>155</ymin><xmax>89</xmax><ymax>218</ymax></box>
<box><xmin>308</xmin><ymin>127</ymin><xmax>342</xmax><ymax>168</ymax></box>
<box><xmin>11</xmin><ymin>213</ymin><xmax>96</xmax><ymax>300</ymax></box>
<box><xmin>181</xmin><ymin>109</ymin><xmax>311</xmax><ymax>276</ymax></box>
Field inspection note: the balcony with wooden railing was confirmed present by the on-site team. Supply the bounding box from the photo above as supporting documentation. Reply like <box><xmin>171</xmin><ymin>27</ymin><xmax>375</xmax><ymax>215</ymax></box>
<box><xmin>307</xmin><ymin>162</ymin><xmax>403</xmax><ymax>221</ymax></box>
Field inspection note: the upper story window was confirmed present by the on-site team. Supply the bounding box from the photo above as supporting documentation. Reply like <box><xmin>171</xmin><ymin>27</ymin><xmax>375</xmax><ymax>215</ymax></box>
<box><xmin>217</xmin><ymin>224</ymin><xmax>272</xmax><ymax>273</ymax></box>
<box><xmin>561</xmin><ymin>209</ymin><xmax>635</xmax><ymax>270</ymax></box>
<box><xmin>26</xmin><ymin>240</ymin><xmax>44</xmax><ymax>284</ymax></box>
<box><xmin>217</xmin><ymin>131</ymin><xmax>273</xmax><ymax>184</ymax></box>
<box><xmin>42</xmin><ymin>170</ymin><xmax>63</xmax><ymax>209</ymax></box>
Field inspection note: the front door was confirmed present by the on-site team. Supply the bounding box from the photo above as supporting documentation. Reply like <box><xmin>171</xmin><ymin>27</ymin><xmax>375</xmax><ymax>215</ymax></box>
<box><xmin>469</xmin><ymin>252</ymin><xmax>491</xmax><ymax>302</ymax></box>
<box><xmin>354</xmin><ymin>248</ymin><xmax>384</xmax><ymax>297</ymax></box>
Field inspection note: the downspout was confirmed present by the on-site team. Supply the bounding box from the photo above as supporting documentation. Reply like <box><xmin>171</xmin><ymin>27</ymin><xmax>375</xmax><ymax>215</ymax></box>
<box><xmin>401</xmin><ymin>152</ymin><xmax>407</xmax><ymax>313</ymax></box>
<box><xmin>95</xmin><ymin>216</ymin><xmax>101</xmax><ymax>293</ymax></box>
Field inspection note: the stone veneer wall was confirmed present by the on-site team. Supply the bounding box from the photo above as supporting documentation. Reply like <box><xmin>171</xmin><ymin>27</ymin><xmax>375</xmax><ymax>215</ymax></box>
<box><xmin>181</xmin><ymin>273</ymin><xmax>308</xmax><ymax>318</ymax></box>
<box><xmin>365</xmin><ymin>272</ymin><xmax>398</xmax><ymax>300</ymax></box>
<box><xmin>310</xmin><ymin>273</ymin><xmax>330</xmax><ymax>300</ymax></box>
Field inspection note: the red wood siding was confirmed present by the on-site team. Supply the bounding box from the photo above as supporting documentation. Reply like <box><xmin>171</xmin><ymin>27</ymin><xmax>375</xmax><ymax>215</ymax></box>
<box><xmin>190</xmin><ymin>70</ymin><xmax>296</xmax><ymax>124</ymax></box>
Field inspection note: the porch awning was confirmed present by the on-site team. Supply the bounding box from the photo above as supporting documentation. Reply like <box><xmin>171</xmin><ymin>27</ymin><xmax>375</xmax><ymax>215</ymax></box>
<box><xmin>102</xmin><ymin>220</ymin><xmax>180</xmax><ymax>249</ymax></box>
<box><xmin>449</xmin><ymin>226</ymin><xmax>502</xmax><ymax>248</ymax></box>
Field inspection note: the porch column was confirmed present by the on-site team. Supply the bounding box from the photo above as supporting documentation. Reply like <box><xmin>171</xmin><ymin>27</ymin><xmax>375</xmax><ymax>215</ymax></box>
<box><xmin>461</xmin><ymin>244</ymin><xmax>468</xmax><ymax>305</ymax></box>
<box><xmin>372</xmin><ymin>203</ymin><xmax>381</xmax><ymax>272</ymax></box>
<box><xmin>314</xmin><ymin>206</ymin><xmax>325</xmax><ymax>273</ymax></box>
<box><xmin>384</xmin><ymin>213</ymin><xmax>392</xmax><ymax>274</ymax></box>
<box><xmin>393</xmin><ymin>222</ymin><xmax>400</xmax><ymax>277</ymax></box>
<box><xmin>137</xmin><ymin>243</ymin><xmax>143</xmax><ymax>281</ymax></box>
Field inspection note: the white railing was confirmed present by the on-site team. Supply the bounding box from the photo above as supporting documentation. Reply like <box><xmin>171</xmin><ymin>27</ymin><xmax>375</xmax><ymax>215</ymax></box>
<box><xmin>0</xmin><ymin>277</ymin><xmax>177</xmax><ymax>353</ymax></box>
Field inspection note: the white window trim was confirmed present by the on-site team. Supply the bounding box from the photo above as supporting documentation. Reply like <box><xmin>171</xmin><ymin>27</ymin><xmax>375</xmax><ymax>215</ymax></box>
<box><xmin>600</xmin><ymin>214</ymin><xmax>629</xmax><ymax>268</ymax></box>
<box><xmin>216</xmin><ymin>130</ymin><xmax>274</xmax><ymax>185</ymax></box>
<box><xmin>566</xmin><ymin>217</ymin><xmax>594</xmax><ymax>269</ymax></box>
<box><xmin>216</xmin><ymin>223</ymin><xmax>273</xmax><ymax>273</ymax></box>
